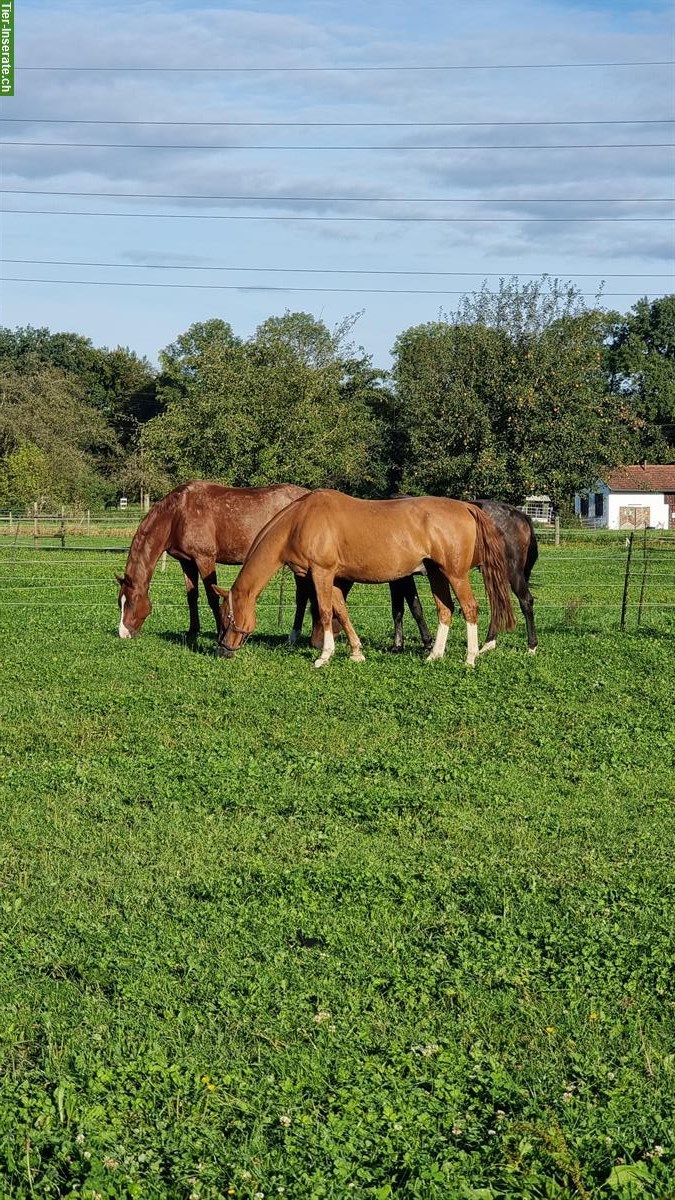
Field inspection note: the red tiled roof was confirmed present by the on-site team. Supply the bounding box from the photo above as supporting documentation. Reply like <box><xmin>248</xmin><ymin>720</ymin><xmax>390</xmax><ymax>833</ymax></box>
<box><xmin>603</xmin><ymin>464</ymin><xmax>675</xmax><ymax>493</ymax></box>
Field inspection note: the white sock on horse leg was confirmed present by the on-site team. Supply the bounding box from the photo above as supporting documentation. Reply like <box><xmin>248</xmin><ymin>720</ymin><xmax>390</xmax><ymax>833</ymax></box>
<box><xmin>466</xmin><ymin>621</ymin><xmax>479</xmax><ymax>666</ymax></box>
<box><xmin>426</xmin><ymin>621</ymin><xmax>449</xmax><ymax>662</ymax></box>
<box><xmin>314</xmin><ymin>627</ymin><xmax>335</xmax><ymax>668</ymax></box>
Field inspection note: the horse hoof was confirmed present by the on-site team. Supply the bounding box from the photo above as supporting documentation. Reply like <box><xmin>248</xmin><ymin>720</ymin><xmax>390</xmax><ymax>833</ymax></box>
<box><xmin>390</xmin><ymin>644</ymin><xmax>404</xmax><ymax>654</ymax></box>
<box><xmin>479</xmin><ymin>639</ymin><xmax>496</xmax><ymax>655</ymax></box>
<box><xmin>314</xmin><ymin>656</ymin><xmax>331</xmax><ymax>669</ymax></box>
<box><xmin>465</xmin><ymin>658</ymin><xmax>476</xmax><ymax>669</ymax></box>
<box><xmin>528</xmin><ymin>647</ymin><xmax>537</xmax><ymax>655</ymax></box>
<box><xmin>350</xmin><ymin>651</ymin><xmax>366</xmax><ymax>663</ymax></box>
<box><xmin>425</xmin><ymin>653</ymin><xmax>440</xmax><ymax>664</ymax></box>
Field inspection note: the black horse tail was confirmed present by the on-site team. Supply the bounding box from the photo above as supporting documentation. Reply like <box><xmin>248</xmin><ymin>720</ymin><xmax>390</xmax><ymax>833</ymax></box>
<box><xmin>469</xmin><ymin>506</ymin><xmax>516</xmax><ymax>632</ymax></box>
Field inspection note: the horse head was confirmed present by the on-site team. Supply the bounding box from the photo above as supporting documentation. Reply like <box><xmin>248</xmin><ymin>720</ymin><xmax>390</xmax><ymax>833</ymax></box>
<box><xmin>213</xmin><ymin>585</ymin><xmax>254</xmax><ymax>657</ymax></box>
<box><xmin>116</xmin><ymin>574</ymin><xmax>152</xmax><ymax>638</ymax></box>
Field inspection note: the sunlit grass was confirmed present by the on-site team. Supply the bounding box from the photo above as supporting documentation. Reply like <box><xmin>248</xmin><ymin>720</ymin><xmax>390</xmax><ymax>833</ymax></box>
<box><xmin>0</xmin><ymin>549</ymin><xmax>673</xmax><ymax>1198</ymax></box>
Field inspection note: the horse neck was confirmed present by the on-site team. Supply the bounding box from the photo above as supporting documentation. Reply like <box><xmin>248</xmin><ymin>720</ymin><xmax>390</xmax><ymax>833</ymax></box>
<box><xmin>123</xmin><ymin>505</ymin><xmax>172</xmax><ymax>591</ymax></box>
<box><xmin>232</xmin><ymin>518</ymin><xmax>287</xmax><ymax>610</ymax></box>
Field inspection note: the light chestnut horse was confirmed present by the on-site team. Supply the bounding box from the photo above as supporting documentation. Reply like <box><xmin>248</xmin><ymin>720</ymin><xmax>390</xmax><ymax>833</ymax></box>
<box><xmin>116</xmin><ymin>480</ymin><xmax>311</xmax><ymax>639</ymax></box>
<box><xmin>214</xmin><ymin>490</ymin><xmax>515</xmax><ymax>667</ymax></box>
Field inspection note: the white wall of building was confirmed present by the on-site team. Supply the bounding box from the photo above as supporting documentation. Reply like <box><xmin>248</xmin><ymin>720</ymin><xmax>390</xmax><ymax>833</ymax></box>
<box><xmin>574</xmin><ymin>485</ymin><xmax>670</xmax><ymax>529</ymax></box>
<box><xmin>606</xmin><ymin>492</ymin><xmax>669</xmax><ymax>530</ymax></box>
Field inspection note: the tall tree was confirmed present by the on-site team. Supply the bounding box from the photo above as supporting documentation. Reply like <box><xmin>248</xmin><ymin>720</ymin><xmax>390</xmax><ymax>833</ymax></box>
<box><xmin>0</xmin><ymin>365</ymin><xmax>117</xmax><ymax>509</ymax></box>
<box><xmin>604</xmin><ymin>295</ymin><xmax>675</xmax><ymax>455</ymax></box>
<box><xmin>391</xmin><ymin>278</ymin><xmax>643</xmax><ymax>508</ymax></box>
<box><xmin>0</xmin><ymin>326</ymin><xmax>158</xmax><ymax>450</ymax></box>
<box><xmin>143</xmin><ymin>312</ymin><xmax>386</xmax><ymax>493</ymax></box>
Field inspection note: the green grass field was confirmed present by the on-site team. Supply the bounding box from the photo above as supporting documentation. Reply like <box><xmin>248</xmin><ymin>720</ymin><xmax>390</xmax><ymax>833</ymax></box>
<box><xmin>0</xmin><ymin>546</ymin><xmax>674</xmax><ymax>1199</ymax></box>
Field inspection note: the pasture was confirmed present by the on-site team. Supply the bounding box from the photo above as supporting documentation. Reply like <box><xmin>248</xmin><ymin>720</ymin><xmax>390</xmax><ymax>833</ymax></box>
<box><xmin>0</xmin><ymin>542</ymin><xmax>674</xmax><ymax>1199</ymax></box>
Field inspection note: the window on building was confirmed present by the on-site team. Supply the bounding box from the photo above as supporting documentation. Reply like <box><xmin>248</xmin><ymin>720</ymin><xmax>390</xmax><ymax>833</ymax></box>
<box><xmin>594</xmin><ymin>492</ymin><xmax>604</xmax><ymax>518</ymax></box>
<box><xmin>580</xmin><ymin>495</ymin><xmax>589</xmax><ymax>517</ymax></box>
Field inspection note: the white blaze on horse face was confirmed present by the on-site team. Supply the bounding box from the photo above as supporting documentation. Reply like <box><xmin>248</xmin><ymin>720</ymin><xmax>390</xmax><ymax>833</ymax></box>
<box><xmin>118</xmin><ymin>594</ymin><xmax>133</xmax><ymax>639</ymax></box>
<box><xmin>314</xmin><ymin>627</ymin><xmax>335</xmax><ymax>668</ymax></box>
<box><xmin>426</xmin><ymin>621</ymin><xmax>450</xmax><ymax>662</ymax></box>
<box><xmin>466</xmin><ymin>621</ymin><xmax>479</xmax><ymax>667</ymax></box>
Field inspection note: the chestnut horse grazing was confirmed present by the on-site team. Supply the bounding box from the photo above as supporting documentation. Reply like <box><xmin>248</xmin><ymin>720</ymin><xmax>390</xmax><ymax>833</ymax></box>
<box><xmin>116</xmin><ymin>481</ymin><xmax>309</xmax><ymax>639</ymax></box>
<box><xmin>214</xmin><ymin>490</ymin><xmax>515</xmax><ymax>668</ymax></box>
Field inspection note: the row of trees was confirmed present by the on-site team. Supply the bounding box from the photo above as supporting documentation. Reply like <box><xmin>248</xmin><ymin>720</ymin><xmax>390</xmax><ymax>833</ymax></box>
<box><xmin>1</xmin><ymin>279</ymin><xmax>673</xmax><ymax>515</ymax></box>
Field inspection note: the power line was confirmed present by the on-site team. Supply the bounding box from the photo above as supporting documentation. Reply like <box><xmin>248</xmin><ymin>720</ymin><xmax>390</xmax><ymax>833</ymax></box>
<box><xmin>2</xmin><ymin>207</ymin><xmax>671</xmax><ymax>223</ymax></box>
<box><xmin>3</xmin><ymin>258</ymin><xmax>671</xmax><ymax>279</ymax></box>
<box><xmin>2</xmin><ymin>275</ymin><xmax>661</xmax><ymax>297</ymax></box>
<box><xmin>2</xmin><ymin>188</ymin><xmax>672</xmax><ymax>204</ymax></box>
<box><xmin>15</xmin><ymin>60</ymin><xmax>675</xmax><ymax>71</ymax></box>
<box><xmin>3</xmin><ymin>139</ymin><xmax>672</xmax><ymax>150</ymax></box>
<box><xmin>1</xmin><ymin>117</ymin><xmax>672</xmax><ymax>127</ymax></box>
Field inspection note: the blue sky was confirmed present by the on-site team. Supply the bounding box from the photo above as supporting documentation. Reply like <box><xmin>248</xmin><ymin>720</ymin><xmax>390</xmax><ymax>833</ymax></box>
<box><xmin>1</xmin><ymin>0</ymin><xmax>673</xmax><ymax>368</ymax></box>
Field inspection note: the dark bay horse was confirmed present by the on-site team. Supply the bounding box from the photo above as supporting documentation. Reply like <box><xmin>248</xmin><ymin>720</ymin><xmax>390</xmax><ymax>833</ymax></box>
<box><xmin>116</xmin><ymin>481</ymin><xmax>311</xmax><ymax>639</ymax></box>
<box><xmin>214</xmin><ymin>490</ymin><xmax>515</xmax><ymax>668</ymax></box>
<box><xmin>385</xmin><ymin>499</ymin><xmax>539</xmax><ymax>654</ymax></box>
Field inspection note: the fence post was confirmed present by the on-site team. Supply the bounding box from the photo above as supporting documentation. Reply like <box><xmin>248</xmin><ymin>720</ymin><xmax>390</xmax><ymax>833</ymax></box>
<box><xmin>87</xmin><ymin>509</ymin><xmax>91</xmax><ymax>535</ymax></box>
<box><xmin>637</xmin><ymin>527</ymin><xmax>649</xmax><ymax>627</ymax></box>
<box><xmin>59</xmin><ymin>506</ymin><xmax>66</xmax><ymax>549</ymax></box>
<box><xmin>554</xmin><ymin>513</ymin><xmax>560</xmax><ymax>547</ymax></box>
<box><xmin>620</xmin><ymin>530</ymin><xmax>634</xmax><ymax>631</ymax></box>
<box><xmin>33</xmin><ymin>503</ymin><xmax>38</xmax><ymax>549</ymax></box>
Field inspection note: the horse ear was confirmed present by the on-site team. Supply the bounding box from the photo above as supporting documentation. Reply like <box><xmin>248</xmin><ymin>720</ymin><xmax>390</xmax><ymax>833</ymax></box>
<box><xmin>212</xmin><ymin>585</ymin><xmax>229</xmax><ymax>599</ymax></box>
<box><xmin>115</xmin><ymin>574</ymin><xmax>125</xmax><ymax>587</ymax></box>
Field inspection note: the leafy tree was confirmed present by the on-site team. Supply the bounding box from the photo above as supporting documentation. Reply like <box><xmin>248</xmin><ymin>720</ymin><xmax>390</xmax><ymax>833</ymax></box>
<box><xmin>0</xmin><ymin>365</ymin><xmax>118</xmax><ymax>508</ymax></box>
<box><xmin>0</xmin><ymin>326</ymin><xmax>158</xmax><ymax>450</ymax></box>
<box><xmin>391</xmin><ymin>278</ymin><xmax>644</xmax><ymax>508</ymax></box>
<box><xmin>391</xmin><ymin>320</ymin><xmax>511</xmax><ymax>499</ymax></box>
<box><xmin>0</xmin><ymin>443</ymin><xmax>50</xmax><ymax>510</ymax></box>
<box><xmin>604</xmin><ymin>296</ymin><xmax>675</xmax><ymax>455</ymax></box>
<box><xmin>143</xmin><ymin>312</ymin><xmax>386</xmax><ymax>493</ymax></box>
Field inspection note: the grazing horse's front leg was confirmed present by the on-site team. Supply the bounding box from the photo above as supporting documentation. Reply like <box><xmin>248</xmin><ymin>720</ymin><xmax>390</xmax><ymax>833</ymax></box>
<box><xmin>193</xmin><ymin>555</ymin><xmax>222</xmax><ymax>636</ymax></box>
<box><xmin>180</xmin><ymin>558</ymin><xmax>201</xmax><ymax>640</ymax></box>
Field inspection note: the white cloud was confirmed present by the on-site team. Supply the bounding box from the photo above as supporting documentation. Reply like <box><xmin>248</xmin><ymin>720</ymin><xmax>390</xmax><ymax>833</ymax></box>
<box><xmin>3</xmin><ymin>0</ymin><xmax>671</xmax><ymax>364</ymax></box>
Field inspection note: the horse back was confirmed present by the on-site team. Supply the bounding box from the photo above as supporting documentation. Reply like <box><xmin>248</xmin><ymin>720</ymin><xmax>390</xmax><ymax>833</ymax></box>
<box><xmin>169</xmin><ymin>481</ymin><xmax>309</xmax><ymax>563</ymax></box>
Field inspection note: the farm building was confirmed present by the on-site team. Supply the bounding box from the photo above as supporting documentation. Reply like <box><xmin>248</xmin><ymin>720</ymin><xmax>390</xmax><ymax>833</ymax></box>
<box><xmin>522</xmin><ymin>495</ymin><xmax>554</xmax><ymax>523</ymax></box>
<box><xmin>575</xmin><ymin>464</ymin><xmax>675</xmax><ymax>530</ymax></box>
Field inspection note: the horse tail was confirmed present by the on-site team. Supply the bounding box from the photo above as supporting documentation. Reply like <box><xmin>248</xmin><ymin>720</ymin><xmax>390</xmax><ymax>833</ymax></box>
<box><xmin>469</xmin><ymin>506</ymin><xmax>516</xmax><ymax>632</ymax></box>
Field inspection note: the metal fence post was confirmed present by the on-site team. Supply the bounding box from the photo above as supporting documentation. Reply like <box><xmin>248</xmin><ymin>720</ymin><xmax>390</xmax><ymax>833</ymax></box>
<box><xmin>620</xmin><ymin>530</ymin><xmax>634</xmax><ymax>631</ymax></box>
<box><xmin>637</xmin><ymin>527</ymin><xmax>649</xmax><ymax>627</ymax></box>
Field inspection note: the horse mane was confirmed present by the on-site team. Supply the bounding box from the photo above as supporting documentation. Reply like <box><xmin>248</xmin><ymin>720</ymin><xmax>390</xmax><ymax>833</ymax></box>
<box><xmin>122</xmin><ymin>488</ymin><xmax>180</xmax><ymax>585</ymax></box>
